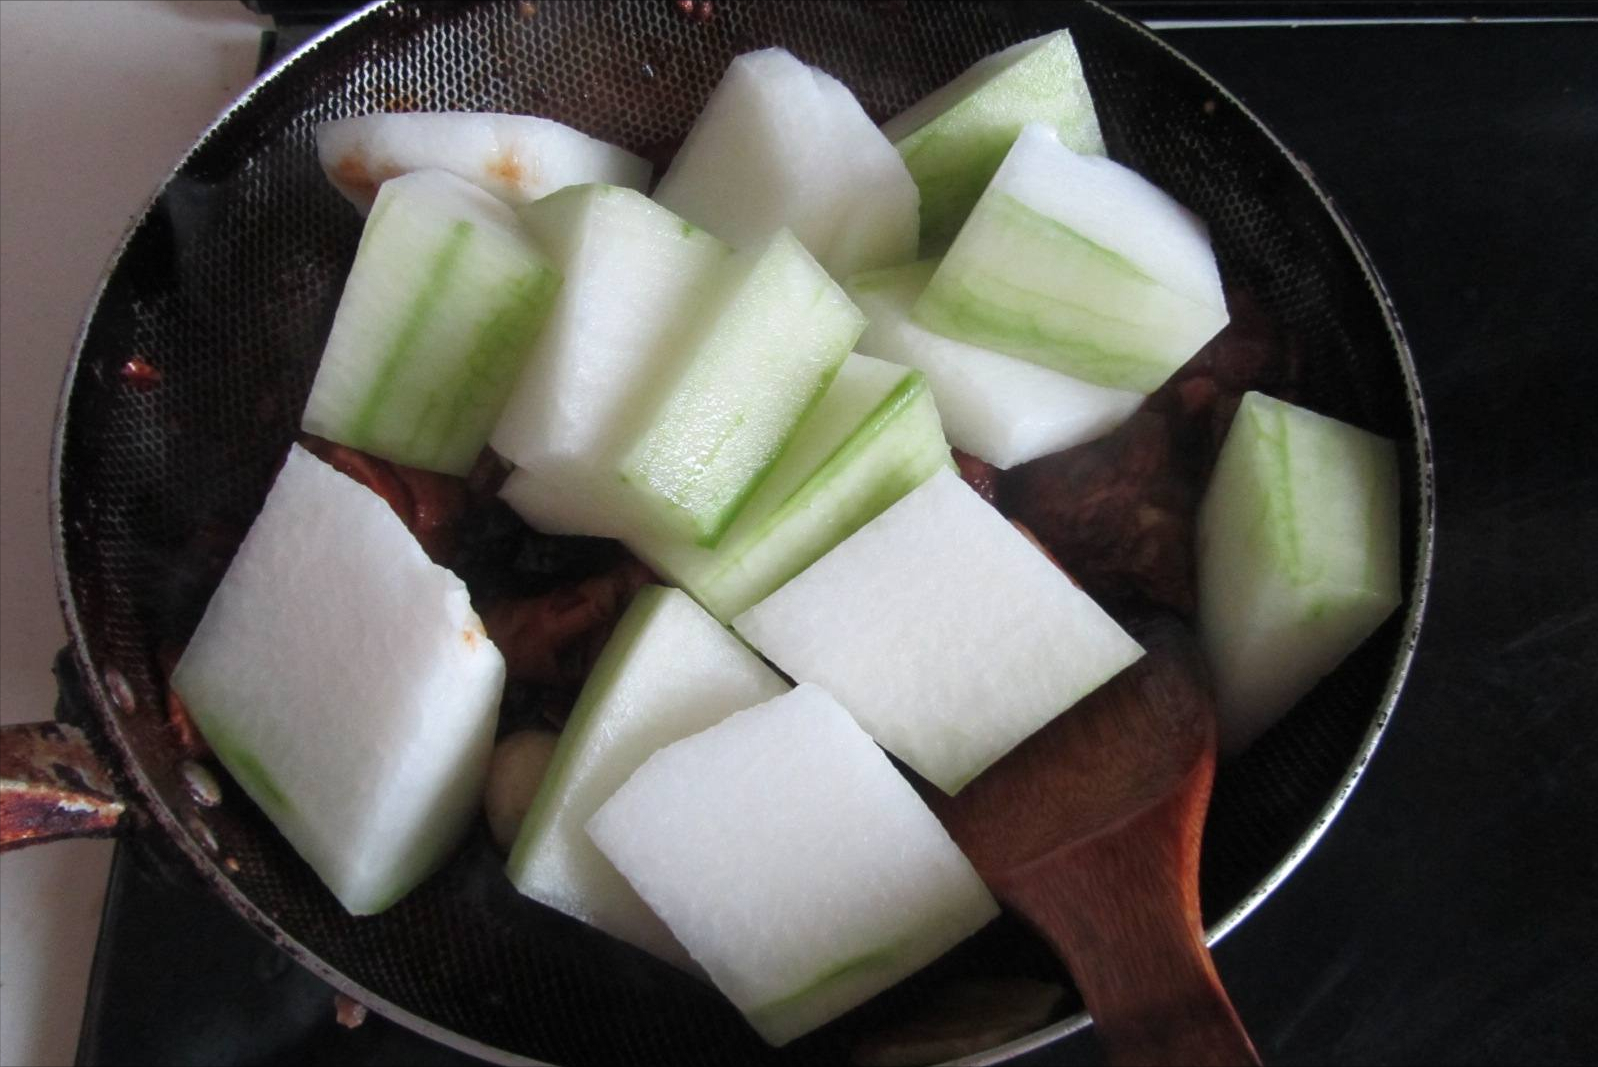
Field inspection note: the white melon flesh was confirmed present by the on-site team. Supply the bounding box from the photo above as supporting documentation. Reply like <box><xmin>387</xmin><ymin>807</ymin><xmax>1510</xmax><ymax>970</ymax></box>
<box><xmin>847</xmin><ymin>260</ymin><xmax>1141</xmax><ymax>468</ymax></box>
<box><xmin>169</xmin><ymin>445</ymin><xmax>504</xmax><ymax>915</ymax></box>
<box><xmin>630</xmin><ymin>352</ymin><xmax>953</xmax><ymax>622</ymax></box>
<box><xmin>316</xmin><ymin>112</ymin><xmax>650</xmax><ymax>214</ymax></box>
<box><xmin>913</xmin><ymin>123</ymin><xmax>1229</xmax><ymax>394</ymax></box>
<box><xmin>1196</xmin><ymin>392</ymin><xmax>1401</xmax><ymax>755</ymax></box>
<box><xmin>619</xmin><ymin>229</ymin><xmax>865</xmax><ymax>547</ymax></box>
<box><xmin>506</xmin><ymin>586</ymin><xmax>787</xmax><ymax>969</ymax></box>
<box><xmin>654</xmin><ymin>49</ymin><xmax>918</xmax><ymax>279</ymax></box>
<box><xmin>883</xmin><ymin>30</ymin><xmax>1105</xmax><ymax>253</ymax></box>
<box><xmin>735</xmin><ymin>467</ymin><xmax>1144</xmax><ymax>794</ymax></box>
<box><xmin>587</xmin><ymin>684</ymin><xmax>999</xmax><ymax>1046</ymax></box>
<box><xmin>301</xmin><ymin>169</ymin><xmax>561</xmax><ymax>475</ymax></box>
<box><xmin>490</xmin><ymin>185</ymin><xmax>731</xmax><ymax>537</ymax></box>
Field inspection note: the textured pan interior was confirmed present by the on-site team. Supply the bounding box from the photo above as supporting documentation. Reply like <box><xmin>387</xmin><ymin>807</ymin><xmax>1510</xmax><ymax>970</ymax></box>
<box><xmin>54</xmin><ymin>2</ymin><xmax>1428</xmax><ymax>1063</ymax></box>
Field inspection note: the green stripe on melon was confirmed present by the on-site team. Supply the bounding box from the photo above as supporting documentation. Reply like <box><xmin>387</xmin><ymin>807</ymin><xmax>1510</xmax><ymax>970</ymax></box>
<box><xmin>912</xmin><ymin>124</ymin><xmax>1228</xmax><ymax>394</ymax></box>
<box><xmin>1196</xmin><ymin>392</ymin><xmax>1401</xmax><ymax>755</ymax></box>
<box><xmin>631</xmin><ymin>352</ymin><xmax>952</xmax><ymax>622</ymax></box>
<box><xmin>884</xmin><ymin>30</ymin><xmax>1105</xmax><ymax>253</ymax></box>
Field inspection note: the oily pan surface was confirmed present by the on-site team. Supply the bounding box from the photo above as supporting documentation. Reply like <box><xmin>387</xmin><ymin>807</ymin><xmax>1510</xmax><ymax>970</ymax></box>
<box><xmin>56</xmin><ymin>1</ymin><xmax>1421</xmax><ymax>1063</ymax></box>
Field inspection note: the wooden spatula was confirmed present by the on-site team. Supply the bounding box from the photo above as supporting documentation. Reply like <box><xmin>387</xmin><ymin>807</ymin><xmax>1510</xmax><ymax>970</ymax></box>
<box><xmin>928</xmin><ymin>613</ymin><xmax>1260</xmax><ymax>1067</ymax></box>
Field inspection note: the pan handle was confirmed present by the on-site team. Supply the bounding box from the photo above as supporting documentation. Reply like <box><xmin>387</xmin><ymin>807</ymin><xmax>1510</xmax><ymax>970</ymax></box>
<box><xmin>0</xmin><ymin>655</ymin><xmax>129</xmax><ymax>851</ymax></box>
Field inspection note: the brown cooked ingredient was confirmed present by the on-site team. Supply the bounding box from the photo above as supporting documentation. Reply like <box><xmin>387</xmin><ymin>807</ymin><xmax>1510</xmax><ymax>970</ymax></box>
<box><xmin>953</xmin><ymin>449</ymin><xmax>1000</xmax><ymax>505</ymax></box>
<box><xmin>299</xmin><ymin>435</ymin><xmax>468</xmax><ymax>564</ymax></box>
<box><xmin>482</xmin><ymin>558</ymin><xmax>655</xmax><ymax>684</ymax></box>
<box><xmin>390</xmin><ymin>464</ymin><xmax>469</xmax><ymax>564</ymax></box>
<box><xmin>157</xmin><ymin>642</ymin><xmax>211</xmax><ymax>759</ymax></box>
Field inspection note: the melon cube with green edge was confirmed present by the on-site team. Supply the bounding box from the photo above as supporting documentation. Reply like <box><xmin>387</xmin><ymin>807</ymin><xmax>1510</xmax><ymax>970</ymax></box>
<box><xmin>630</xmin><ymin>352</ymin><xmax>953</xmax><ymax>622</ymax></box>
<box><xmin>506</xmin><ymin>585</ymin><xmax>788</xmax><ymax>970</ymax></box>
<box><xmin>619</xmin><ymin>229</ymin><xmax>865</xmax><ymax>547</ymax></box>
<box><xmin>847</xmin><ymin>260</ymin><xmax>1141</xmax><ymax>469</ymax></box>
<box><xmin>735</xmin><ymin>467</ymin><xmax>1144</xmax><ymax>794</ymax></box>
<box><xmin>1196</xmin><ymin>392</ymin><xmax>1401</xmax><ymax>755</ymax></box>
<box><xmin>883</xmin><ymin>30</ymin><xmax>1105</xmax><ymax>253</ymax></box>
<box><xmin>301</xmin><ymin>169</ymin><xmax>561</xmax><ymax>475</ymax></box>
<box><xmin>654</xmin><ymin>49</ymin><xmax>918</xmax><ymax>279</ymax></box>
<box><xmin>489</xmin><ymin>185</ymin><xmax>731</xmax><ymax>538</ymax></box>
<box><xmin>913</xmin><ymin>123</ymin><xmax>1229</xmax><ymax>394</ymax></box>
<box><xmin>586</xmin><ymin>683</ymin><xmax>1000</xmax><ymax>1047</ymax></box>
<box><xmin>316</xmin><ymin>112</ymin><xmax>650</xmax><ymax>216</ymax></box>
<box><xmin>169</xmin><ymin>444</ymin><xmax>504</xmax><ymax>916</ymax></box>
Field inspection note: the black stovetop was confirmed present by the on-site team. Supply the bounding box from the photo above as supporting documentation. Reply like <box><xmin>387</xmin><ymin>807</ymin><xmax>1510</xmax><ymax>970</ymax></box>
<box><xmin>76</xmin><ymin>9</ymin><xmax>1598</xmax><ymax>1066</ymax></box>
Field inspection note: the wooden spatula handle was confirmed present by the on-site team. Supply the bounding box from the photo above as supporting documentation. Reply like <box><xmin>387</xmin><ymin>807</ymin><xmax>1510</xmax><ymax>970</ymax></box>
<box><xmin>993</xmin><ymin>764</ymin><xmax>1260</xmax><ymax>1067</ymax></box>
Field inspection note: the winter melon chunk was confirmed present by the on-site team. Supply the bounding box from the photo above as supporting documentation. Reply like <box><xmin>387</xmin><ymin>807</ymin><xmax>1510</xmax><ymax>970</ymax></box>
<box><xmin>619</xmin><ymin>229</ymin><xmax>865</xmax><ymax>547</ymax></box>
<box><xmin>735</xmin><ymin>467</ymin><xmax>1144</xmax><ymax>794</ymax></box>
<box><xmin>630</xmin><ymin>352</ymin><xmax>953</xmax><ymax>622</ymax></box>
<box><xmin>316</xmin><ymin>112</ymin><xmax>650</xmax><ymax>215</ymax></box>
<box><xmin>302</xmin><ymin>169</ymin><xmax>561</xmax><ymax>475</ymax></box>
<box><xmin>847</xmin><ymin>259</ymin><xmax>1141</xmax><ymax>469</ymax></box>
<box><xmin>490</xmin><ymin>185</ymin><xmax>732</xmax><ymax>538</ymax></box>
<box><xmin>587</xmin><ymin>684</ymin><xmax>999</xmax><ymax>1046</ymax></box>
<box><xmin>170</xmin><ymin>445</ymin><xmax>504</xmax><ymax>915</ymax></box>
<box><xmin>883</xmin><ymin>30</ymin><xmax>1106</xmax><ymax>252</ymax></box>
<box><xmin>654</xmin><ymin>48</ymin><xmax>918</xmax><ymax>279</ymax></box>
<box><xmin>1196</xmin><ymin>392</ymin><xmax>1401</xmax><ymax>755</ymax></box>
<box><xmin>913</xmin><ymin>124</ymin><xmax>1228</xmax><ymax>394</ymax></box>
<box><xmin>507</xmin><ymin>586</ymin><xmax>787</xmax><ymax>969</ymax></box>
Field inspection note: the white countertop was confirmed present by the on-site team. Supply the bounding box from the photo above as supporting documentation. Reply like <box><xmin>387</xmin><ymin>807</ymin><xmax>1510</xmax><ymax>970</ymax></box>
<box><xmin>0</xmin><ymin>3</ymin><xmax>268</xmax><ymax>1063</ymax></box>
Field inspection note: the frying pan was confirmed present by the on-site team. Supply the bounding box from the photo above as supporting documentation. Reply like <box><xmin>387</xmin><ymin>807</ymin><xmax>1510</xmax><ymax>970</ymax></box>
<box><xmin>29</xmin><ymin>0</ymin><xmax>1433</xmax><ymax>1062</ymax></box>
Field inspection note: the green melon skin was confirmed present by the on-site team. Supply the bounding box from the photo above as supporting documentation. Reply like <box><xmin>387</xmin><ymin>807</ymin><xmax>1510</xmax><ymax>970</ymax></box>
<box><xmin>1196</xmin><ymin>391</ymin><xmax>1402</xmax><ymax>755</ymax></box>
<box><xmin>911</xmin><ymin>124</ymin><xmax>1229</xmax><ymax>394</ymax></box>
<box><xmin>884</xmin><ymin>30</ymin><xmax>1106</xmax><ymax>254</ymax></box>
<box><xmin>301</xmin><ymin>169</ymin><xmax>560</xmax><ymax>476</ymax></box>
<box><xmin>631</xmin><ymin>353</ymin><xmax>954</xmax><ymax>622</ymax></box>
<box><xmin>618</xmin><ymin>229</ymin><xmax>865</xmax><ymax>548</ymax></box>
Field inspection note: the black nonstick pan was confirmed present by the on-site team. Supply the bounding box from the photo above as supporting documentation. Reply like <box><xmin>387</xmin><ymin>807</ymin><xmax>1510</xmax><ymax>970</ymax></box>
<box><xmin>29</xmin><ymin>1</ymin><xmax>1433</xmax><ymax>1063</ymax></box>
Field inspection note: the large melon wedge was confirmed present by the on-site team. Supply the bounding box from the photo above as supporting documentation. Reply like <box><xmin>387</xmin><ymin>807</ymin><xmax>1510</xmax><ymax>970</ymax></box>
<box><xmin>630</xmin><ymin>352</ymin><xmax>952</xmax><ymax>622</ymax></box>
<box><xmin>316</xmin><ymin>112</ymin><xmax>650</xmax><ymax>214</ymax></box>
<box><xmin>1196</xmin><ymin>392</ymin><xmax>1402</xmax><ymax>755</ymax></box>
<box><xmin>587</xmin><ymin>683</ymin><xmax>999</xmax><ymax>1046</ymax></box>
<box><xmin>913</xmin><ymin>123</ymin><xmax>1228</xmax><ymax>394</ymax></box>
<box><xmin>654</xmin><ymin>49</ymin><xmax>918</xmax><ymax>279</ymax></box>
<box><xmin>735</xmin><ymin>467</ymin><xmax>1144</xmax><ymax>794</ymax></box>
<box><xmin>301</xmin><ymin>169</ymin><xmax>561</xmax><ymax>475</ymax></box>
<box><xmin>883</xmin><ymin>30</ymin><xmax>1105</xmax><ymax>252</ymax></box>
<box><xmin>847</xmin><ymin>259</ymin><xmax>1141</xmax><ymax>468</ymax></box>
<box><xmin>506</xmin><ymin>586</ymin><xmax>787</xmax><ymax>969</ymax></box>
<box><xmin>618</xmin><ymin>229</ymin><xmax>865</xmax><ymax>547</ymax></box>
<box><xmin>169</xmin><ymin>445</ymin><xmax>504</xmax><ymax>915</ymax></box>
<box><xmin>490</xmin><ymin>185</ymin><xmax>731</xmax><ymax>538</ymax></box>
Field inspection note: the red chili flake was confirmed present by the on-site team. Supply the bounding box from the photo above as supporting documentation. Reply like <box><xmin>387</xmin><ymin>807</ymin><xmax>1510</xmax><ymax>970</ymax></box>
<box><xmin>119</xmin><ymin>357</ymin><xmax>162</xmax><ymax>388</ymax></box>
<box><xmin>675</xmin><ymin>0</ymin><xmax>714</xmax><ymax>22</ymax></box>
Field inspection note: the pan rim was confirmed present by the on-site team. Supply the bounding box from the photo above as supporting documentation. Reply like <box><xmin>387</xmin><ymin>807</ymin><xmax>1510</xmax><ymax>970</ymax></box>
<box><xmin>46</xmin><ymin>2</ymin><xmax>1436</xmax><ymax>1064</ymax></box>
